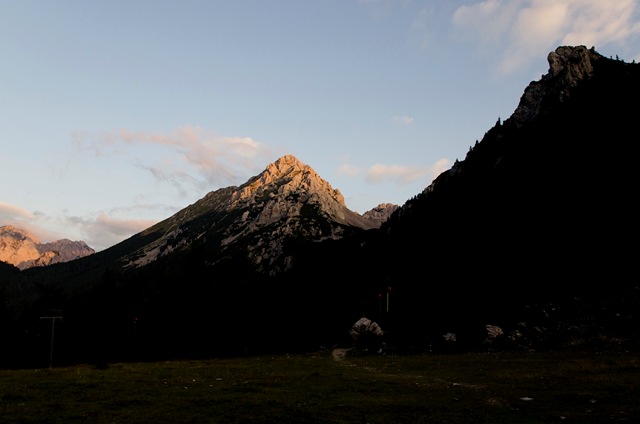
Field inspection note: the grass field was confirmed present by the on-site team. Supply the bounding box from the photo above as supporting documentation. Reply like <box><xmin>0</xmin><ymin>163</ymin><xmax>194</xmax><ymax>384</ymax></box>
<box><xmin>1</xmin><ymin>348</ymin><xmax>639</xmax><ymax>423</ymax></box>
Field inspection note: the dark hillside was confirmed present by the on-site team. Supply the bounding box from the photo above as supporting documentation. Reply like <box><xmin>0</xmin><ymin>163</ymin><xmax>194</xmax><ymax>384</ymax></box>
<box><xmin>365</xmin><ymin>46</ymin><xmax>639</xmax><ymax>348</ymax></box>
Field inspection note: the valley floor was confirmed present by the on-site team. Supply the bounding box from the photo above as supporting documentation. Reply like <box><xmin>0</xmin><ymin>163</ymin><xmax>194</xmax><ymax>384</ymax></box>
<box><xmin>1</xmin><ymin>349</ymin><xmax>639</xmax><ymax>423</ymax></box>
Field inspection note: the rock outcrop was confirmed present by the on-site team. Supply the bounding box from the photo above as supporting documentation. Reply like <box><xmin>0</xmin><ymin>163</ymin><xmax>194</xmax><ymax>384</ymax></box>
<box><xmin>509</xmin><ymin>45</ymin><xmax>601</xmax><ymax>126</ymax></box>
<box><xmin>349</xmin><ymin>317</ymin><xmax>384</xmax><ymax>345</ymax></box>
<box><xmin>362</xmin><ymin>203</ymin><xmax>399</xmax><ymax>227</ymax></box>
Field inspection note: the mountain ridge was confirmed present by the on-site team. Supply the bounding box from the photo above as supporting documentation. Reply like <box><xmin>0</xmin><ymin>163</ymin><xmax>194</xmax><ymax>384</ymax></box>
<box><xmin>0</xmin><ymin>156</ymin><xmax>397</xmax><ymax>273</ymax></box>
<box><xmin>119</xmin><ymin>154</ymin><xmax>398</xmax><ymax>272</ymax></box>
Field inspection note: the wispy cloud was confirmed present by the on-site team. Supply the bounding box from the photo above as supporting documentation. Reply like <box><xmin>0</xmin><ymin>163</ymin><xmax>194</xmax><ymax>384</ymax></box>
<box><xmin>453</xmin><ymin>0</ymin><xmax>640</xmax><ymax>74</ymax></box>
<box><xmin>59</xmin><ymin>201</ymin><xmax>182</xmax><ymax>251</ymax></box>
<box><xmin>338</xmin><ymin>157</ymin><xmax>449</xmax><ymax>187</ymax></box>
<box><xmin>72</xmin><ymin>125</ymin><xmax>274</xmax><ymax>195</ymax></box>
<box><xmin>0</xmin><ymin>200</ymin><xmax>160</xmax><ymax>251</ymax></box>
<box><xmin>74</xmin><ymin>213</ymin><xmax>158</xmax><ymax>251</ymax></box>
<box><xmin>408</xmin><ymin>6</ymin><xmax>435</xmax><ymax>51</ymax></box>
<box><xmin>0</xmin><ymin>202</ymin><xmax>34</xmax><ymax>221</ymax></box>
<box><xmin>0</xmin><ymin>202</ymin><xmax>48</xmax><ymax>241</ymax></box>
<box><xmin>392</xmin><ymin>115</ymin><xmax>414</xmax><ymax>125</ymax></box>
<box><xmin>365</xmin><ymin>159</ymin><xmax>449</xmax><ymax>186</ymax></box>
<box><xmin>0</xmin><ymin>202</ymin><xmax>66</xmax><ymax>243</ymax></box>
<box><xmin>337</xmin><ymin>162</ymin><xmax>361</xmax><ymax>177</ymax></box>
<box><xmin>63</xmin><ymin>125</ymin><xmax>281</xmax><ymax>250</ymax></box>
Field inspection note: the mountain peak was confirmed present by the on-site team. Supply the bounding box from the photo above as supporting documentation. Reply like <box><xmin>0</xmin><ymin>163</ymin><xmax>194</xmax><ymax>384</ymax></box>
<box><xmin>125</xmin><ymin>154</ymin><xmax>383</xmax><ymax>271</ymax></box>
<box><xmin>232</xmin><ymin>154</ymin><xmax>346</xmax><ymax>208</ymax></box>
<box><xmin>508</xmin><ymin>45</ymin><xmax>603</xmax><ymax>127</ymax></box>
<box><xmin>260</xmin><ymin>154</ymin><xmax>316</xmax><ymax>185</ymax></box>
<box><xmin>267</xmin><ymin>154</ymin><xmax>307</xmax><ymax>175</ymax></box>
<box><xmin>547</xmin><ymin>45</ymin><xmax>601</xmax><ymax>81</ymax></box>
<box><xmin>0</xmin><ymin>225</ymin><xmax>94</xmax><ymax>270</ymax></box>
<box><xmin>0</xmin><ymin>225</ymin><xmax>39</xmax><ymax>243</ymax></box>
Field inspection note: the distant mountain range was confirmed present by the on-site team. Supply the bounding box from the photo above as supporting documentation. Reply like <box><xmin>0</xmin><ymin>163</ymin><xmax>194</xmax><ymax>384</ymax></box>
<box><xmin>0</xmin><ymin>225</ymin><xmax>94</xmax><ymax>270</ymax></box>
<box><xmin>1</xmin><ymin>45</ymin><xmax>637</xmax><ymax>368</ymax></box>
<box><xmin>0</xmin><ymin>157</ymin><xmax>397</xmax><ymax>273</ymax></box>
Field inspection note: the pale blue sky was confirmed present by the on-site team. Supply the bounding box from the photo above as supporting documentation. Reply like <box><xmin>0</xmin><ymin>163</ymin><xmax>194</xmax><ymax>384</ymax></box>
<box><xmin>2</xmin><ymin>0</ymin><xmax>639</xmax><ymax>251</ymax></box>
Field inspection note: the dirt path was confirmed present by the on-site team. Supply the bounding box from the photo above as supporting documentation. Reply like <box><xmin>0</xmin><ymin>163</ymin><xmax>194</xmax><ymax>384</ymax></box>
<box><xmin>331</xmin><ymin>348</ymin><xmax>350</xmax><ymax>362</ymax></box>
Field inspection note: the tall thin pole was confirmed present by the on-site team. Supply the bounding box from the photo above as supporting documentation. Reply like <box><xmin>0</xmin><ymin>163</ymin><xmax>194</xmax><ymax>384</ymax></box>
<box><xmin>49</xmin><ymin>318</ymin><xmax>55</xmax><ymax>367</ymax></box>
<box><xmin>40</xmin><ymin>314</ymin><xmax>63</xmax><ymax>369</ymax></box>
<box><xmin>386</xmin><ymin>286</ymin><xmax>391</xmax><ymax>313</ymax></box>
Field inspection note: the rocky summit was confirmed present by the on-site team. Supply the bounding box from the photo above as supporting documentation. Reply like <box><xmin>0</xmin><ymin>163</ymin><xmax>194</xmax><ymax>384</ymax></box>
<box><xmin>0</xmin><ymin>225</ymin><xmax>95</xmax><ymax>270</ymax></box>
<box><xmin>509</xmin><ymin>45</ymin><xmax>602</xmax><ymax>126</ymax></box>
<box><xmin>123</xmin><ymin>154</ymin><xmax>398</xmax><ymax>273</ymax></box>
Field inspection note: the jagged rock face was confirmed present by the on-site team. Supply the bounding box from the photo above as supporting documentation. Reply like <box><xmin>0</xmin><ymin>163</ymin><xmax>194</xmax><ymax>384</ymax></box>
<box><xmin>225</xmin><ymin>154</ymin><xmax>379</xmax><ymax>241</ymax></box>
<box><xmin>0</xmin><ymin>226</ymin><xmax>40</xmax><ymax>269</ymax></box>
<box><xmin>0</xmin><ymin>225</ymin><xmax>95</xmax><ymax>270</ymax></box>
<box><xmin>40</xmin><ymin>239</ymin><xmax>96</xmax><ymax>263</ymax></box>
<box><xmin>126</xmin><ymin>155</ymin><xmax>397</xmax><ymax>274</ymax></box>
<box><xmin>547</xmin><ymin>45</ymin><xmax>597</xmax><ymax>81</ymax></box>
<box><xmin>509</xmin><ymin>45</ymin><xmax>601</xmax><ymax>127</ymax></box>
<box><xmin>362</xmin><ymin>203</ymin><xmax>399</xmax><ymax>227</ymax></box>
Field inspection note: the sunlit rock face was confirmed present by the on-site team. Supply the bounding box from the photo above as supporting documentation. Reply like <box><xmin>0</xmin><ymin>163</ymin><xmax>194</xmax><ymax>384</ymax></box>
<box><xmin>0</xmin><ymin>226</ymin><xmax>40</xmax><ymax>269</ymax></box>
<box><xmin>125</xmin><ymin>155</ymin><xmax>398</xmax><ymax>274</ymax></box>
<box><xmin>224</xmin><ymin>154</ymin><xmax>379</xmax><ymax>240</ymax></box>
<box><xmin>362</xmin><ymin>203</ymin><xmax>399</xmax><ymax>227</ymax></box>
<box><xmin>0</xmin><ymin>225</ymin><xmax>95</xmax><ymax>270</ymax></box>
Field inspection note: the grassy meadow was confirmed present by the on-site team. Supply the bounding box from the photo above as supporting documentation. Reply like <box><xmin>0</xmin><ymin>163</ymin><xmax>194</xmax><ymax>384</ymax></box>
<box><xmin>1</xmin><ymin>348</ymin><xmax>639</xmax><ymax>423</ymax></box>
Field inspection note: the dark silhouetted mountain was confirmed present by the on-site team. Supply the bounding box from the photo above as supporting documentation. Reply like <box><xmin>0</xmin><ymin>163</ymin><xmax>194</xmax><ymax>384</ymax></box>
<box><xmin>365</xmin><ymin>45</ymin><xmax>639</xmax><ymax>350</ymax></box>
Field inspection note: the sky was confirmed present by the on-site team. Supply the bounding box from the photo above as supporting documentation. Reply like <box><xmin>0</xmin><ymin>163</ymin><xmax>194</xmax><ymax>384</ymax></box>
<box><xmin>1</xmin><ymin>0</ymin><xmax>639</xmax><ymax>252</ymax></box>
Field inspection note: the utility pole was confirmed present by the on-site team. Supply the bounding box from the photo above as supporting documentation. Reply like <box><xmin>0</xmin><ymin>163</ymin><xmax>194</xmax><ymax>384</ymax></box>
<box><xmin>386</xmin><ymin>286</ymin><xmax>392</xmax><ymax>313</ymax></box>
<box><xmin>40</xmin><ymin>311</ymin><xmax>63</xmax><ymax>369</ymax></box>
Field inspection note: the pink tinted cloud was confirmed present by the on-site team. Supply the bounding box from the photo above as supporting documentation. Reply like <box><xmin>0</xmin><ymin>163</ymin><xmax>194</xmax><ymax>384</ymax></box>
<box><xmin>73</xmin><ymin>125</ymin><xmax>273</xmax><ymax>191</ymax></box>
<box><xmin>337</xmin><ymin>162</ymin><xmax>361</xmax><ymax>177</ymax></box>
<box><xmin>94</xmin><ymin>213</ymin><xmax>157</xmax><ymax>238</ymax></box>
<box><xmin>0</xmin><ymin>201</ymin><xmax>34</xmax><ymax>221</ymax></box>
<box><xmin>392</xmin><ymin>115</ymin><xmax>414</xmax><ymax>125</ymax></box>
<box><xmin>0</xmin><ymin>202</ymin><xmax>62</xmax><ymax>243</ymax></box>
<box><xmin>63</xmin><ymin>213</ymin><xmax>158</xmax><ymax>251</ymax></box>
<box><xmin>365</xmin><ymin>158</ymin><xmax>449</xmax><ymax>185</ymax></box>
<box><xmin>453</xmin><ymin>0</ymin><xmax>640</xmax><ymax>74</ymax></box>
